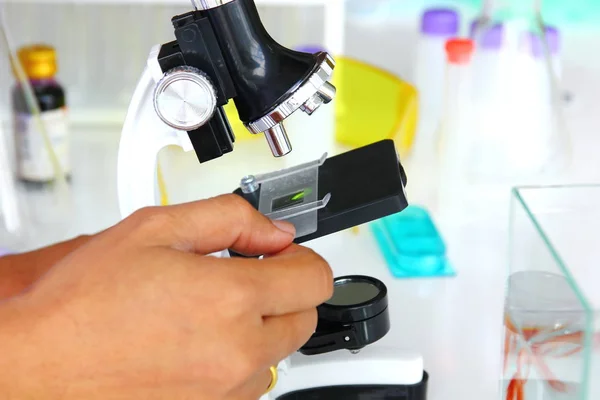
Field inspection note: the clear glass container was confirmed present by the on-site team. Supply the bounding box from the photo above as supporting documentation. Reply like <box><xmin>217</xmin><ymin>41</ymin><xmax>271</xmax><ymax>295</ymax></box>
<box><xmin>504</xmin><ymin>185</ymin><xmax>600</xmax><ymax>400</ymax></box>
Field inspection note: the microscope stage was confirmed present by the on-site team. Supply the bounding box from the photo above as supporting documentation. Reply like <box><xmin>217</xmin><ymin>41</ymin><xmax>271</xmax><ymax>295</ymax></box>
<box><xmin>297</xmin><ymin>139</ymin><xmax>408</xmax><ymax>243</ymax></box>
<box><xmin>234</xmin><ymin>139</ymin><xmax>409</xmax><ymax>244</ymax></box>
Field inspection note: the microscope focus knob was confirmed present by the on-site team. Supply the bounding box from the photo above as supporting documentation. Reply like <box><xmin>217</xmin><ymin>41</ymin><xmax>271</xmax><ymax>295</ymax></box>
<box><xmin>153</xmin><ymin>66</ymin><xmax>217</xmax><ymax>131</ymax></box>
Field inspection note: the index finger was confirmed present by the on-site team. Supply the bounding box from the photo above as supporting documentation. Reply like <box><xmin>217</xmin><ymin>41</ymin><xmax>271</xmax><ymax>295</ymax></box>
<box><xmin>124</xmin><ymin>194</ymin><xmax>295</xmax><ymax>256</ymax></box>
<box><xmin>249</xmin><ymin>245</ymin><xmax>334</xmax><ymax>317</ymax></box>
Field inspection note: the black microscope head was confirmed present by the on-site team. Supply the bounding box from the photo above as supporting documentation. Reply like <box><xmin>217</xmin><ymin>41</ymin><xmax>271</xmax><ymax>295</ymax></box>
<box><xmin>205</xmin><ymin>0</ymin><xmax>337</xmax><ymax>157</ymax></box>
<box><xmin>239</xmin><ymin>49</ymin><xmax>336</xmax><ymax>158</ymax></box>
<box><xmin>193</xmin><ymin>0</ymin><xmax>337</xmax><ymax>158</ymax></box>
<box><xmin>155</xmin><ymin>0</ymin><xmax>336</xmax><ymax>163</ymax></box>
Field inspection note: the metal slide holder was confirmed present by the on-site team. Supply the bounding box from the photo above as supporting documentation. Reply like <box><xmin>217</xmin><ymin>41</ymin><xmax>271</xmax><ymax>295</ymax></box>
<box><xmin>239</xmin><ymin>153</ymin><xmax>330</xmax><ymax>239</ymax></box>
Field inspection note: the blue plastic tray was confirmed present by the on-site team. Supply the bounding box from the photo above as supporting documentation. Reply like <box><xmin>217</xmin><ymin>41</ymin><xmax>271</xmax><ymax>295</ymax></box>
<box><xmin>371</xmin><ymin>205</ymin><xmax>455</xmax><ymax>278</ymax></box>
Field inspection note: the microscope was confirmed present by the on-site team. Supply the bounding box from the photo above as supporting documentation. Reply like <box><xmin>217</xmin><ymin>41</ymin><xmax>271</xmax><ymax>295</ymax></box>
<box><xmin>117</xmin><ymin>0</ymin><xmax>428</xmax><ymax>398</ymax></box>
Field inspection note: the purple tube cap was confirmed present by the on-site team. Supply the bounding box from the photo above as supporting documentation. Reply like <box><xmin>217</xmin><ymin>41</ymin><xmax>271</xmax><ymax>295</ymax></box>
<box><xmin>470</xmin><ymin>21</ymin><xmax>504</xmax><ymax>50</ymax></box>
<box><xmin>525</xmin><ymin>26</ymin><xmax>560</xmax><ymax>58</ymax></box>
<box><xmin>295</xmin><ymin>45</ymin><xmax>327</xmax><ymax>54</ymax></box>
<box><xmin>420</xmin><ymin>8</ymin><xmax>460</xmax><ymax>37</ymax></box>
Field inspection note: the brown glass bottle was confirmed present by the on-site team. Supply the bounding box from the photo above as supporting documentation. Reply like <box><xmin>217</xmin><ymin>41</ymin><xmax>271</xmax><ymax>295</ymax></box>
<box><xmin>11</xmin><ymin>44</ymin><xmax>70</xmax><ymax>186</ymax></box>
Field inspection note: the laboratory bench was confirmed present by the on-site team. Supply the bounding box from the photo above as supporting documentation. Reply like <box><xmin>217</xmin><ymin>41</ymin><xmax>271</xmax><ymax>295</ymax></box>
<box><xmin>15</xmin><ymin>99</ymin><xmax>595</xmax><ymax>400</ymax></box>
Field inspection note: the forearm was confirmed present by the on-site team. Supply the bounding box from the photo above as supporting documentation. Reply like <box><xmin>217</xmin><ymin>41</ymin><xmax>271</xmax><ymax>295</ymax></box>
<box><xmin>0</xmin><ymin>235</ymin><xmax>94</xmax><ymax>298</ymax></box>
<box><xmin>0</xmin><ymin>293</ymin><xmax>67</xmax><ymax>399</ymax></box>
<box><xmin>0</xmin><ymin>296</ymin><xmax>42</xmax><ymax>398</ymax></box>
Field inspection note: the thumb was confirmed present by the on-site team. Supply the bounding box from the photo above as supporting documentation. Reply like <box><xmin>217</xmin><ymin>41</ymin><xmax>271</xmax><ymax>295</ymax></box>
<box><xmin>129</xmin><ymin>194</ymin><xmax>296</xmax><ymax>256</ymax></box>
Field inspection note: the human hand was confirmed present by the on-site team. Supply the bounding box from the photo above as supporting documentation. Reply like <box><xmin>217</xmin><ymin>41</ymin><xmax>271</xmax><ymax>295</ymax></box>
<box><xmin>0</xmin><ymin>234</ymin><xmax>95</xmax><ymax>299</ymax></box>
<box><xmin>0</xmin><ymin>194</ymin><xmax>333</xmax><ymax>400</ymax></box>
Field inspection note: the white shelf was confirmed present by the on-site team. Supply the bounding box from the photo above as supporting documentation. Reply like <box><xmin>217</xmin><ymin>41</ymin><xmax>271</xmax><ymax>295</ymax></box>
<box><xmin>0</xmin><ymin>108</ymin><xmax>127</xmax><ymax>128</ymax></box>
<box><xmin>5</xmin><ymin>0</ymin><xmax>342</xmax><ymax>5</ymax></box>
<box><xmin>5</xmin><ymin>0</ymin><xmax>346</xmax><ymax>54</ymax></box>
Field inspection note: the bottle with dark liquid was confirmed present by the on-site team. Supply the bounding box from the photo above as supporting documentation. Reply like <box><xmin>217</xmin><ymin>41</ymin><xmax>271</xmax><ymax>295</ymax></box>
<box><xmin>11</xmin><ymin>44</ymin><xmax>70</xmax><ymax>186</ymax></box>
<box><xmin>7</xmin><ymin>44</ymin><xmax>73</xmax><ymax>251</ymax></box>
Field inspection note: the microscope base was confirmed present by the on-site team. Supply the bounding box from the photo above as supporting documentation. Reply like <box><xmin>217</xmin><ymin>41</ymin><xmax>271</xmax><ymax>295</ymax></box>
<box><xmin>276</xmin><ymin>372</ymin><xmax>428</xmax><ymax>400</ymax></box>
<box><xmin>267</xmin><ymin>346</ymin><xmax>427</xmax><ymax>400</ymax></box>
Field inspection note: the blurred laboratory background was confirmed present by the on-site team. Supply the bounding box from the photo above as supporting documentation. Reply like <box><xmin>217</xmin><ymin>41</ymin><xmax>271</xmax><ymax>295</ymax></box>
<box><xmin>2</xmin><ymin>0</ymin><xmax>600</xmax><ymax>241</ymax></box>
<box><xmin>1</xmin><ymin>0</ymin><xmax>600</xmax><ymax>399</ymax></box>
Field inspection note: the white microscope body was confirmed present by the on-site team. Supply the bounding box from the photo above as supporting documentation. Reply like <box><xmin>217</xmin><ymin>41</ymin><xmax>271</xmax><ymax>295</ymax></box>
<box><xmin>117</xmin><ymin>1</ymin><xmax>427</xmax><ymax>398</ymax></box>
<box><xmin>117</xmin><ymin>46</ymin><xmax>426</xmax><ymax>400</ymax></box>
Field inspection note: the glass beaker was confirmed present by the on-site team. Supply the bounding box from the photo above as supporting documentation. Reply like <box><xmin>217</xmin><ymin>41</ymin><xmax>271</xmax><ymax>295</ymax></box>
<box><xmin>505</xmin><ymin>185</ymin><xmax>600</xmax><ymax>400</ymax></box>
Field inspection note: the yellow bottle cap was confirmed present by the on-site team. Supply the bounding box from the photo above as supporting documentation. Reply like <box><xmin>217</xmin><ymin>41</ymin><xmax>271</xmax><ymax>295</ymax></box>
<box><xmin>14</xmin><ymin>44</ymin><xmax>58</xmax><ymax>80</ymax></box>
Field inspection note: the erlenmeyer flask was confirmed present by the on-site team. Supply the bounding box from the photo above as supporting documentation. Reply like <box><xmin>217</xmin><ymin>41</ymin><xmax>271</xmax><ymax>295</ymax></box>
<box><xmin>470</xmin><ymin>0</ymin><xmax>570</xmax><ymax>185</ymax></box>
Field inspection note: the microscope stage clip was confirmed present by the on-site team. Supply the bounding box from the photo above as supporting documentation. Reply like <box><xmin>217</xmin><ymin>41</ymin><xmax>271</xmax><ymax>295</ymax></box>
<box><xmin>239</xmin><ymin>152</ymin><xmax>328</xmax><ymax>238</ymax></box>
<box><xmin>266</xmin><ymin>193</ymin><xmax>331</xmax><ymax>222</ymax></box>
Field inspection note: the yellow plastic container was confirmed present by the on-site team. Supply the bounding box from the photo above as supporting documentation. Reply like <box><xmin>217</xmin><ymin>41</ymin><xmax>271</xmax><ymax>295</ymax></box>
<box><xmin>333</xmin><ymin>57</ymin><xmax>419</xmax><ymax>158</ymax></box>
<box><xmin>223</xmin><ymin>101</ymin><xmax>256</xmax><ymax>141</ymax></box>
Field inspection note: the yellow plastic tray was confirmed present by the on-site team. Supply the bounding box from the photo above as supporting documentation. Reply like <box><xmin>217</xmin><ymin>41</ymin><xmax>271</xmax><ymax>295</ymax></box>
<box><xmin>333</xmin><ymin>56</ymin><xmax>419</xmax><ymax>158</ymax></box>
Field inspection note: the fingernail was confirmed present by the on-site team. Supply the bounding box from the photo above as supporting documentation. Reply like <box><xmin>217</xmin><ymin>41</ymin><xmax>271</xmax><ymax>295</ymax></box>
<box><xmin>273</xmin><ymin>220</ymin><xmax>296</xmax><ymax>237</ymax></box>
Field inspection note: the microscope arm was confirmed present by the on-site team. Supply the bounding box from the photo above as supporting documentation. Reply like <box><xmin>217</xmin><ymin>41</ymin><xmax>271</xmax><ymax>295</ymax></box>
<box><xmin>118</xmin><ymin>50</ymin><xmax>195</xmax><ymax>218</ymax></box>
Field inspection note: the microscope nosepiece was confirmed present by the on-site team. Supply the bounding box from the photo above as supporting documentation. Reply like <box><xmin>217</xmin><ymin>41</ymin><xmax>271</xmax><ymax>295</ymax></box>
<box><xmin>264</xmin><ymin>123</ymin><xmax>292</xmax><ymax>157</ymax></box>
